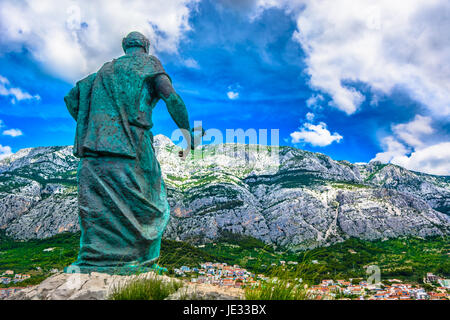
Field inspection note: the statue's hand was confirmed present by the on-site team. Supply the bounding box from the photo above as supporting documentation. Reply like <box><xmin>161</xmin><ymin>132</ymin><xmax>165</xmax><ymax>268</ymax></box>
<box><xmin>178</xmin><ymin>126</ymin><xmax>205</xmax><ymax>160</ymax></box>
<box><xmin>177</xmin><ymin>137</ymin><xmax>198</xmax><ymax>161</ymax></box>
<box><xmin>178</xmin><ymin>148</ymin><xmax>190</xmax><ymax>161</ymax></box>
<box><xmin>191</xmin><ymin>126</ymin><xmax>205</xmax><ymax>149</ymax></box>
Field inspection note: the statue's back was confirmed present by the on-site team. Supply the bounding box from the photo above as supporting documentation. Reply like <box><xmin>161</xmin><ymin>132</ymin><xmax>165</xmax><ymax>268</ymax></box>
<box><xmin>68</xmin><ymin>53</ymin><xmax>169</xmax><ymax>158</ymax></box>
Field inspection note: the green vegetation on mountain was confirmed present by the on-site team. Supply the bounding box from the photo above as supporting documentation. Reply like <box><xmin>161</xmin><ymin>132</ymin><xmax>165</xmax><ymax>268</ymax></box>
<box><xmin>0</xmin><ymin>230</ymin><xmax>80</xmax><ymax>273</ymax></box>
<box><xmin>200</xmin><ymin>234</ymin><xmax>450</xmax><ymax>282</ymax></box>
<box><xmin>0</xmin><ymin>231</ymin><xmax>448</xmax><ymax>287</ymax></box>
<box><xmin>1</xmin><ymin>139</ymin><xmax>449</xmax><ymax>253</ymax></box>
<box><xmin>307</xmin><ymin>236</ymin><xmax>450</xmax><ymax>282</ymax></box>
<box><xmin>159</xmin><ymin>239</ymin><xmax>219</xmax><ymax>268</ymax></box>
<box><xmin>364</xmin><ymin>163</ymin><xmax>388</xmax><ymax>182</ymax></box>
<box><xmin>0</xmin><ymin>231</ymin><xmax>217</xmax><ymax>286</ymax></box>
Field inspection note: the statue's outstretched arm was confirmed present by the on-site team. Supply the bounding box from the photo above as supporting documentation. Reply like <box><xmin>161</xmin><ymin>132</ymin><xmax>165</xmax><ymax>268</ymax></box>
<box><xmin>154</xmin><ymin>74</ymin><xmax>194</xmax><ymax>151</ymax></box>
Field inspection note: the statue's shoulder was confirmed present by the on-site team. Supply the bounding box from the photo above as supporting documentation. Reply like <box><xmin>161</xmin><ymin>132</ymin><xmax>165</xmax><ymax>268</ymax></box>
<box><xmin>110</xmin><ymin>54</ymin><xmax>164</xmax><ymax>71</ymax></box>
<box><xmin>74</xmin><ymin>72</ymin><xmax>97</xmax><ymax>90</ymax></box>
<box><xmin>148</xmin><ymin>54</ymin><xmax>162</xmax><ymax>64</ymax></box>
<box><xmin>78</xmin><ymin>72</ymin><xmax>97</xmax><ymax>83</ymax></box>
<box><xmin>146</xmin><ymin>55</ymin><xmax>165</xmax><ymax>70</ymax></box>
<box><xmin>138</xmin><ymin>55</ymin><xmax>167</xmax><ymax>78</ymax></box>
<box><xmin>98</xmin><ymin>59</ymin><xmax>115</xmax><ymax>73</ymax></box>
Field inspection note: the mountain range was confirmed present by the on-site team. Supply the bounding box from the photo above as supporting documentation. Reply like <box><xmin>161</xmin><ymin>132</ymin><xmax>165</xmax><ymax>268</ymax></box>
<box><xmin>0</xmin><ymin>135</ymin><xmax>449</xmax><ymax>250</ymax></box>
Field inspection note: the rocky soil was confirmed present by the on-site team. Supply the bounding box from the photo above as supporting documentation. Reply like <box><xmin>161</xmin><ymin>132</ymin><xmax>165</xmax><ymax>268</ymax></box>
<box><xmin>6</xmin><ymin>271</ymin><xmax>242</xmax><ymax>300</ymax></box>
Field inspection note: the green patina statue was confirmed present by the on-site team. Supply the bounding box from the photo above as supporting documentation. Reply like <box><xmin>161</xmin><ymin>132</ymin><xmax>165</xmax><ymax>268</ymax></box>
<box><xmin>64</xmin><ymin>31</ymin><xmax>193</xmax><ymax>274</ymax></box>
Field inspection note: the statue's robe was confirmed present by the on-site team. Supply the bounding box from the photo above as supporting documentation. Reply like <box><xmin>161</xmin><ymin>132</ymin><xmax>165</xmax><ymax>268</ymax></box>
<box><xmin>64</xmin><ymin>53</ymin><xmax>171</xmax><ymax>273</ymax></box>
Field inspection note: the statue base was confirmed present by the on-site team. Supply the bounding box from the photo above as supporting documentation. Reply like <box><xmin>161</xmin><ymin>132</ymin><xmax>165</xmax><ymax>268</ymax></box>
<box><xmin>64</xmin><ymin>263</ymin><xmax>168</xmax><ymax>275</ymax></box>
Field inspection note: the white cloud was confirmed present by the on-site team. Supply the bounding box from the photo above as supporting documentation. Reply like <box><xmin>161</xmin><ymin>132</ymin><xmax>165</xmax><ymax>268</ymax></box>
<box><xmin>374</xmin><ymin>140</ymin><xmax>450</xmax><ymax>176</ymax></box>
<box><xmin>306</xmin><ymin>94</ymin><xmax>324</xmax><ymax>109</ymax></box>
<box><xmin>3</xmin><ymin>129</ymin><xmax>23</xmax><ymax>137</ymax></box>
<box><xmin>227</xmin><ymin>91</ymin><xmax>239</xmax><ymax>100</ymax></box>
<box><xmin>388</xmin><ymin>142</ymin><xmax>450</xmax><ymax>176</ymax></box>
<box><xmin>392</xmin><ymin>115</ymin><xmax>433</xmax><ymax>148</ymax></box>
<box><xmin>0</xmin><ymin>75</ymin><xmax>40</xmax><ymax>104</ymax></box>
<box><xmin>252</xmin><ymin>1</ymin><xmax>450</xmax><ymax>174</ymax></box>
<box><xmin>0</xmin><ymin>0</ymin><xmax>199</xmax><ymax>81</ymax></box>
<box><xmin>291</xmin><ymin>122</ymin><xmax>343</xmax><ymax>147</ymax></box>
<box><xmin>373</xmin><ymin>116</ymin><xmax>450</xmax><ymax>175</ymax></box>
<box><xmin>227</xmin><ymin>83</ymin><xmax>242</xmax><ymax>100</ymax></box>
<box><xmin>255</xmin><ymin>0</ymin><xmax>450</xmax><ymax>116</ymax></box>
<box><xmin>373</xmin><ymin>136</ymin><xmax>410</xmax><ymax>164</ymax></box>
<box><xmin>305</xmin><ymin>112</ymin><xmax>315</xmax><ymax>122</ymax></box>
<box><xmin>0</xmin><ymin>145</ymin><xmax>12</xmax><ymax>160</ymax></box>
<box><xmin>182</xmin><ymin>58</ymin><xmax>200</xmax><ymax>69</ymax></box>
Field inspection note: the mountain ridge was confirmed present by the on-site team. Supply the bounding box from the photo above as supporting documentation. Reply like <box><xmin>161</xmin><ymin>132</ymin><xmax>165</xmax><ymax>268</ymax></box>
<box><xmin>0</xmin><ymin>135</ymin><xmax>449</xmax><ymax>250</ymax></box>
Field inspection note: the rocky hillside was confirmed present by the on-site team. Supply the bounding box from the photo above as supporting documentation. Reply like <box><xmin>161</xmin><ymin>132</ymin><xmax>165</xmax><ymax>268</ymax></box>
<box><xmin>6</xmin><ymin>271</ymin><xmax>242</xmax><ymax>300</ymax></box>
<box><xmin>0</xmin><ymin>135</ymin><xmax>449</xmax><ymax>250</ymax></box>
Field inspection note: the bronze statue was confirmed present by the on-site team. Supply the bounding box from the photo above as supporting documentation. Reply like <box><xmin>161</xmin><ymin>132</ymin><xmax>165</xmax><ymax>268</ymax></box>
<box><xmin>64</xmin><ymin>31</ymin><xmax>193</xmax><ymax>274</ymax></box>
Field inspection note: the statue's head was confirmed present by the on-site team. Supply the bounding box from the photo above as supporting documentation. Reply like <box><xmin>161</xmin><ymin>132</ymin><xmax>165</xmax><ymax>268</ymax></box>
<box><xmin>122</xmin><ymin>31</ymin><xmax>150</xmax><ymax>54</ymax></box>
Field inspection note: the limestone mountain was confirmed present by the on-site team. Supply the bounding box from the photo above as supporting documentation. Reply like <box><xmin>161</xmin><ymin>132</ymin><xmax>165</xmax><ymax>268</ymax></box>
<box><xmin>0</xmin><ymin>135</ymin><xmax>449</xmax><ymax>250</ymax></box>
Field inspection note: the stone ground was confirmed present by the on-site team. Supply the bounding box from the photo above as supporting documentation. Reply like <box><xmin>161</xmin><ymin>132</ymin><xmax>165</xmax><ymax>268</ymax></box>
<box><xmin>6</xmin><ymin>272</ymin><xmax>243</xmax><ymax>300</ymax></box>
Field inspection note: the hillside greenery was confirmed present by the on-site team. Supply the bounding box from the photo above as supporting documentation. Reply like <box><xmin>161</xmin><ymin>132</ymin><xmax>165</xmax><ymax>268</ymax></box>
<box><xmin>0</xmin><ymin>230</ymin><xmax>217</xmax><ymax>287</ymax></box>
<box><xmin>195</xmin><ymin>235</ymin><xmax>449</xmax><ymax>283</ymax></box>
<box><xmin>0</xmin><ymin>230</ymin><xmax>448</xmax><ymax>287</ymax></box>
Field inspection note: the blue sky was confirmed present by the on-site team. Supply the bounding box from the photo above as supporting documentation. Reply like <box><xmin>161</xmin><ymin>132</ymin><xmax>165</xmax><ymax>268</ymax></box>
<box><xmin>0</xmin><ymin>0</ymin><xmax>449</xmax><ymax>175</ymax></box>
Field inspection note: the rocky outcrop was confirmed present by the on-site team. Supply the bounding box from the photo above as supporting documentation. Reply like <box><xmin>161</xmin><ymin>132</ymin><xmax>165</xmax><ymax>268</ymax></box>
<box><xmin>0</xmin><ymin>135</ymin><xmax>449</xmax><ymax>249</ymax></box>
<box><xmin>6</xmin><ymin>272</ymin><xmax>242</xmax><ymax>300</ymax></box>
<box><xmin>166</xmin><ymin>283</ymin><xmax>243</xmax><ymax>300</ymax></box>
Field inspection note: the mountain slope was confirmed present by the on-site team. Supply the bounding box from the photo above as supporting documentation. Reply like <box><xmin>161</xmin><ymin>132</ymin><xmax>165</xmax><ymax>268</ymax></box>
<box><xmin>0</xmin><ymin>135</ymin><xmax>449</xmax><ymax>250</ymax></box>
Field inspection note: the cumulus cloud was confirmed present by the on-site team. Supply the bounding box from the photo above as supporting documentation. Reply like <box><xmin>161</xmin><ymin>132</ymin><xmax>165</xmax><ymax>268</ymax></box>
<box><xmin>305</xmin><ymin>112</ymin><xmax>314</xmax><ymax>121</ymax></box>
<box><xmin>251</xmin><ymin>1</ymin><xmax>450</xmax><ymax>174</ymax></box>
<box><xmin>0</xmin><ymin>75</ymin><xmax>40</xmax><ymax>104</ymax></box>
<box><xmin>373</xmin><ymin>136</ymin><xmax>410</xmax><ymax>164</ymax></box>
<box><xmin>182</xmin><ymin>58</ymin><xmax>200</xmax><ymax>69</ymax></box>
<box><xmin>0</xmin><ymin>144</ymin><xmax>12</xmax><ymax>160</ymax></box>
<box><xmin>0</xmin><ymin>0</ymin><xmax>199</xmax><ymax>81</ymax></box>
<box><xmin>306</xmin><ymin>93</ymin><xmax>324</xmax><ymax>110</ymax></box>
<box><xmin>227</xmin><ymin>83</ymin><xmax>241</xmax><ymax>100</ymax></box>
<box><xmin>255</xmin><ymin>0</ymin><xmax>450</xmax><ymax>116</ymax></box>
<box><xmin>387</xmin><ymin>142</ymin><xmax>450</xmax><ymax>176</ymax></box>
<box><xmin>291</xmin><ymin>122</ymin><xmax>343</xmax><ymax>147</ymax></box>
<box><xmin>227</xmin><ymin>91</ymin><xmax>239</xmax><ymax>100</ymax></box>
<box><xmin>374</xmin><ymin>138</ymin><xmax>450</xmax><ymax>176</ymax></box>
<box><xmin>392</xmin><ymin>115</ymin><xmax>433</xmax><ymax>148</ymax></box>
<box><xmin>373</xmin><ymin>115</ymin><xmax>450</xmax><ymax>175</ymax></box>
<box><xmin>3</xmin><ymin>128</ymin><xmax>23</xmax><ymax>137</ymax></box>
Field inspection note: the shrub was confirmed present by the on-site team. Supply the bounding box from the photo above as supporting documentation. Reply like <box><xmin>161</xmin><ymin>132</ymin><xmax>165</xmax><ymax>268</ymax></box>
<box><xmin>108</xmin><ymin>275</ymin><xmax>183</xmax><ymax>300</ymax></box>
<box><xmin>245</xmin><ymin>278</ymin><xmax>310</xmax><ymax>300</ymax></box>
<box><xmin>245</xmin><ymin>253</ymin><xmax>324</xmax><ymax>300</ymax></box>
